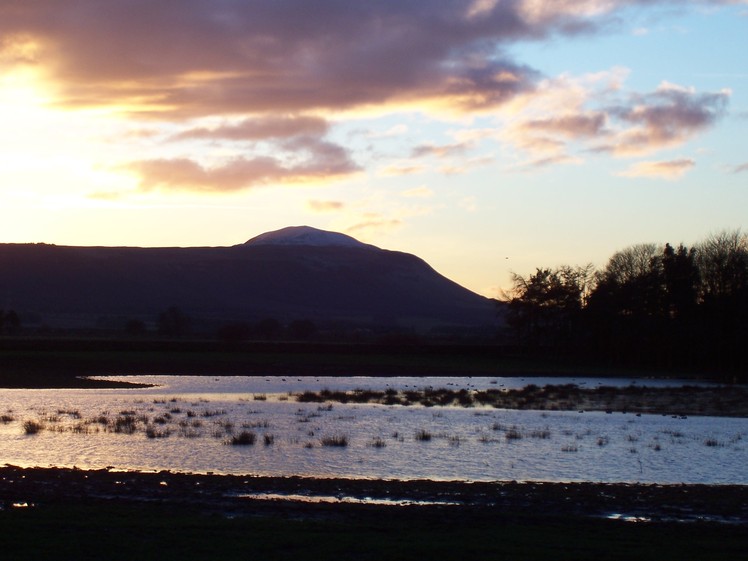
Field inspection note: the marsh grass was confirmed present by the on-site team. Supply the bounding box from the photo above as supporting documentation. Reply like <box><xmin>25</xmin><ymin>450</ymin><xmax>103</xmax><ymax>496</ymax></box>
<box><xmin>23</xmin><ymin>420</ymin><xmax>44</xmax><ymax>435</ymax></box>
<box><xmin>145</xmin><ymin>427</ymin><xmax>171</xmax><ymax>439</ymax></box>
<box><xmin>415</xmin><ymin>429</ymin><xmax>432</xmax><ymax>442</ymax></box>
<box><xmin>229</xmin><ymin>431</ymin><xmax>256</xmax><ymax>445</ymax></box>
<box><xmin>505</xmin><ymin>428</ymin><xmax>523</xmax><ymax>441</ymax></box>
<box><xmin>320</xmin><ymin>434</ymin><xmax>348</xmax><ymax>447</ymax></box>
<box><xmin>368</xmin><ymin>436</ymin><xmax>386</xmax><ymax>448</ymax></box>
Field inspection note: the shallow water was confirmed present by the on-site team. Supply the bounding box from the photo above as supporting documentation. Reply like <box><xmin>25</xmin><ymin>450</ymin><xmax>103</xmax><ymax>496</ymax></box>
<box><xmin>0</xmin><ymin>376</ymin><xmax>744</xmax><ymax>484</ymax></box>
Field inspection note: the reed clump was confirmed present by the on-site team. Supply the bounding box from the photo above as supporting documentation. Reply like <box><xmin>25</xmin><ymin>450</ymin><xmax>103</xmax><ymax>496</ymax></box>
<box><xmin>229</xmin><ymin>431</ymin><xmax>256</xmax><ymax>445</ymax></box>
<box><xmin>23</xmin><ymin>420</ymin><xmax>44</xmax><ymax>435</ymax></box>
<box><xmin>320</xmin><ymin>434</ymin><xmax>348</xmax><ymax>447</ymax></box>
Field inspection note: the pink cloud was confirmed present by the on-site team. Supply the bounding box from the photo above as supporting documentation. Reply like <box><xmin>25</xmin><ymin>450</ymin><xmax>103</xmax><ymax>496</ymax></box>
<box><xmin>172</xmin><ymin>116</ymin><xmax>329</xmax><ymax>142</ymax></box>
<box><xmin>126</xmin><ymin>134</ymin><xmax>360</xmax><ymax>192</ymax></box>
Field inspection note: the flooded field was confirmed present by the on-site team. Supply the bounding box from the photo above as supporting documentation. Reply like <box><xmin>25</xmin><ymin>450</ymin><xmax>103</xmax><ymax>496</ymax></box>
<box><xmin>0</xmin><ymin>376</ymin><xmax>745</xmax><ymax>484</ymax></box>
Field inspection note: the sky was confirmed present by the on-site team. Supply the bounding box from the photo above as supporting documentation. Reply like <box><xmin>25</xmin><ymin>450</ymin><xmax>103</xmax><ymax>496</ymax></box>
<box><xmin>0</xmin><ymin>0</ymin><xmax>746</xmax><ymax>298</ymax></box>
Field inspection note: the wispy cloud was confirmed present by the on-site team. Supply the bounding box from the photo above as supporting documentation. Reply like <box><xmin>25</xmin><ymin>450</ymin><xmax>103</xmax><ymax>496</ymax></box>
<box><xmin>411</xmin><ymin>142</ymin><xmax>472</xmax><ymax>159</ymax></box>
<box><xmin>618</xmin><ymin>158</ymin><xmax>695</xmax><ymax>180</ymax></box>
<box><xmin>345</xmin><ymin>218</ymin><xmax>402</xmax><ymax>238</ymax></box>
<box><xmin>402</xmin><ymin>186</ymin><xmax>434</xmax><ymax>198</ymax></box>
<box><xmin>307</xmin><ymin>200</ymin><xmax>345</xmax><ymax>212</ymax></box>
<box><xmin>382</xmin><ymin>164</ymin><xmax>427</xmax><ymax>176</ymax></box>
<box><xmin>733</xmin><ymin>162</ymin><xmax>748</xmax><ymax>174</ymax></box>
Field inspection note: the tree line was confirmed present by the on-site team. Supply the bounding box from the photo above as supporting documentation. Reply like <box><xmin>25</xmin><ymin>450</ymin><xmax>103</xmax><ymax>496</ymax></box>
<box><xmin>501</xmin><ymin>230</ymin><xmax>748</xmax><ymax>381</ymax></box>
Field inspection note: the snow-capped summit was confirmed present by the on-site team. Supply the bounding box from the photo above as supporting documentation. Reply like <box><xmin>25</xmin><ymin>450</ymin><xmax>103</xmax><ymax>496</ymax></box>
<box><xmin>245</xmin><ymin>226</ymin><xmax>377</xmax><ymax>249</ymax></box>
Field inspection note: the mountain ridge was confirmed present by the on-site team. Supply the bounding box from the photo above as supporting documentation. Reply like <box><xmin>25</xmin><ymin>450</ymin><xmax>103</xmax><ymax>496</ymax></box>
<box><xmin>0</xmin><ymin>228</ymin><xmax>498</xmax><ymax>333</ymax></box>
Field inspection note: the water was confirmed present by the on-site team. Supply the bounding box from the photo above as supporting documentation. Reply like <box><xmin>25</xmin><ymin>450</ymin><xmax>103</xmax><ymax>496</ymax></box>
<box><xmin>0</xmin><ymin>376</ymin><xmax>744</xmax><ymax>484</ymax></box>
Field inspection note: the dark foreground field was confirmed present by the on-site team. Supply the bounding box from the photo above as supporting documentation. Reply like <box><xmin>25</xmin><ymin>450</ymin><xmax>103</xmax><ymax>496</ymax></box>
<box><xmin>0</xmin><ymin>466</ymin><xmax>746</xmax><ymax>561</ymax></box>
<box><xmin>2</xmin><ymin>340</ymin><xmax>746</xmax><ymax>559</ymax></box>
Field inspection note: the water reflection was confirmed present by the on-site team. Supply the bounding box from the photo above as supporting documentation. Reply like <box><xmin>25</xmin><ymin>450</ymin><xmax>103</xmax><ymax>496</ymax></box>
<box><xmin>0</xmin><ymin>376</ymin><xmax>744</xmax><ymax>484</ymax></box>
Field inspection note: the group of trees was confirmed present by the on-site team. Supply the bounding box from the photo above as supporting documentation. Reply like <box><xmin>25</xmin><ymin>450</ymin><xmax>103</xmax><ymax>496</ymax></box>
<box><xmin>502</xmin><ymin>230</ymin><xmax>748</xmax><ymax>380</ymax></box>
<box><xmin>151</xmin><ymin>307</ymin><xmax>317</xmax><ymax>342</ymax></box>
<box><xmin>0</xmin><ymin>309</ymin><xmax>21</xmax><ymax>335</ymax></box>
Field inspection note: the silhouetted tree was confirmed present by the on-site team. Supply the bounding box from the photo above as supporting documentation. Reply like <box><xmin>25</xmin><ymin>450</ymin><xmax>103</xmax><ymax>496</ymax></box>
<box><xmin>505</xmin><ymin>233</ymin><xmax>748</xmax><ymax>379</ymax></box>
<box><xmin>589</xmin><ymin>244</ymin><xmax>665</xmax><ymax>319</ymax></box>
<box><xmin>0</xmin><ymin>310</ymin><xmax>21</xmax><ymax>335</ymax></box>
<box><xmin>503</xmin><ymin>265</ymin><xmax>594</xmax><ymax>349</ymax></box>
<box><xmin>661</xmin><ymin>243</ymin><xmax>700</xmax><ymax>320</ymax></box>
<box><xmin>694</xmin><ymin>230</ymin><xmax>748</xmax><ymax>375</ymax></box>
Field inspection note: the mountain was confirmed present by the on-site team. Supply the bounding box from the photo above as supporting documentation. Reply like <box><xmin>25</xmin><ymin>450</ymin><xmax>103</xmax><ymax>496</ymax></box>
<box><xmin>0</xmin><ymin>226</ymin><xmax>498</xmax><ymax>332</ymax></box>
<box><xmin>246</xmin><ymin>225</ymin><xmax>376</xmax><ymax>249</ymax></box>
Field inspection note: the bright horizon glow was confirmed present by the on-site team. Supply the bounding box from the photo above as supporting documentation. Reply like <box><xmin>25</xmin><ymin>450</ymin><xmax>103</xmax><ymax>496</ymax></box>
<box><xmin>1</xmin><ymin>1</ymin><xmax>746</xmax><ymax>297</ymax></box>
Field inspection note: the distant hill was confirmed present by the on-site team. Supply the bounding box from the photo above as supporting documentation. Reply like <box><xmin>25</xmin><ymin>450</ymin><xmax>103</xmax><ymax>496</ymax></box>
<box><xmin>0</xmin><ymin>226</ymin><xmax>499</xmax><ymax>333</ymax></box>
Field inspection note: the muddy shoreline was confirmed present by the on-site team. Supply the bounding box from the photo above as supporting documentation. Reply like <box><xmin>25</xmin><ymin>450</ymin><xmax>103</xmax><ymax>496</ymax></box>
<box><xmin>2</xmin><ymin>465</ymin><xmax>746</xmax><ymax>525</ymax></box>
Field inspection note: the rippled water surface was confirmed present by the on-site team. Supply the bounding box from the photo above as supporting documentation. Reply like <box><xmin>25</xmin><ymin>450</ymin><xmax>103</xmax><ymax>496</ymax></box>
<box><xmin>0</xmin><ymin>376</ymin><xmax>744</xmax><ymax>484</ymax></box>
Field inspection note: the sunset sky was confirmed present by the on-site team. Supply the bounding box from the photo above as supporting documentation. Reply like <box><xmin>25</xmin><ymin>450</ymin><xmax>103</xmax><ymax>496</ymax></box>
<box><xmin>1</xmin><ymin>1</ymin><xmax>746</xmax><ymax>297</ymax></box>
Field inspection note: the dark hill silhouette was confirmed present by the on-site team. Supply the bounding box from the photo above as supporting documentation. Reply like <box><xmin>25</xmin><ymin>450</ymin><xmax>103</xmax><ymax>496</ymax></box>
<box><xmin>0</xmin><ymin>226</ymin><xmax>498</xmax><ymax>331</ymax></box>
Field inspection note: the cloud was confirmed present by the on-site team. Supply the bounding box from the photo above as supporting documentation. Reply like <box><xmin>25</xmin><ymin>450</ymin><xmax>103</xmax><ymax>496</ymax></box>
<box><xmin>511</xmin><ymin>154</ymin><xmax>584</xmax><ymax>172</ymax></box>
<box><xmin>733</xmin><ymin>163</ymin><xmax>748</xmax><ymax>173</ymax></box>
<box><xmin>411</xmin><ymin>142</ymin><xmax>472</xmax><ymax>159</ymax></box>
<box><xmin>172</xmin><ymin>115</ymin><xmax>329</xmax><ymax>142</ymax></box>
<box><xmin>2</xmin><ymin>1</ymin><xmax>740</xmax><ymax>121</ymax></box>
<box><xmin>125</xmin><ymin>135</ymin><xmax>360</xmax><ymax>192</ymax></box>
<box><xmin>402</xmin><ymin>186</ymin><xmax>434</xmax><ymax>198</ymax></box>
<box><xmin>345</xmin><ymin>218</ymin><xmax>403</xmax><ymax>237</ymax></box>
<box><xmin>600</xmin><ymin>83</ymin><xmax>729</xmax><ymax>156</ymax></box>
<box><xmin>307</xmin><ymin>199</ymin><xmax>345</xmax><ymax>212</ymax></box>
<box><xmin>618</xmin><ymin>158</ymin><xmax>695</xmax><ymax>180</ymax></box>
<box><xmin>498</xmin><ymin>72</ymin><xmax>729</xmax><ymax>167</ymax></box>
<box><xmin>521</xmin><ymin>113</ymin><xmax>607</xmax><ymax>138</ymax></box>
<box><xmin>382</xmin><ymin>164</ymin><xmax>427</xmax><ymax>176</ymax></box>
<box><xmin>1</xmin><ymin>0</ymin><xmax>620</xmax><ymax>118</ymax></box>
